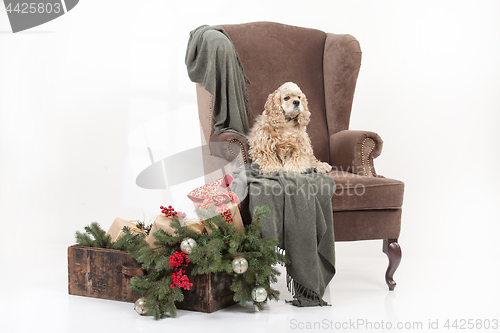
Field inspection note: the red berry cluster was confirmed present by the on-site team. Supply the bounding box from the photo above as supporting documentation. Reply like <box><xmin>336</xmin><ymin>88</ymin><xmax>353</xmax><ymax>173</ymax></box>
<box><xmin>170</xmin><ymin>269</ymin><xmax>193</xmax><ymax>290</ymax></box>
<box><xmin>169</xmin><ymin>251</ymin><xmax>190</xmax><ymax>269</ymax></box>
<box><xmin>160</xmin><ymin>205</ymin><xmax>186</xmax><ymax>219</ymax></box>
<box><xmin>169</xmin><ymin>251</ymin><xmax>192</xmax><ymax>290</ymax></box>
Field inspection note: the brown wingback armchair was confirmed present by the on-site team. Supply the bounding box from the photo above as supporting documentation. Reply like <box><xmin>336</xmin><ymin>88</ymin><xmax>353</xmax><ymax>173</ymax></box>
<box><xmin>194</xmin><ymin>22</ymin><xmax>404</xmax><ymax>290</ymax></box>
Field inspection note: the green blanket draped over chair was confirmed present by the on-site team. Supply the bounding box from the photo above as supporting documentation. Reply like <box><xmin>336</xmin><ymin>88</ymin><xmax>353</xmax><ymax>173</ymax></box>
<box><xmin>185</xmin><ymin>25</ymin><xmax>251</xmax><ymax>137</ymax></box>
<box><xmin>231</xmin><ymin>164</ymin><xmax>336</xmax><ymax>306</ymax></box>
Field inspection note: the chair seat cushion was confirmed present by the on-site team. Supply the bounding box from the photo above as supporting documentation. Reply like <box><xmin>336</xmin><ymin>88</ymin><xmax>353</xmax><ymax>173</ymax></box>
<box><xmin>328</xmin><ymin>171</ymin><xmax>404</xmax><ymax>211</ymax></box>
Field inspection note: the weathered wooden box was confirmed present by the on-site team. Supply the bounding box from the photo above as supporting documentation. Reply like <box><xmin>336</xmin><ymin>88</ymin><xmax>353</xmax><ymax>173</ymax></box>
<box><xmin>68</xmin><ymin>245</ymin><xmax>236</xmax><ymax>313</ymax></box>
<box><xmin>68</xmin><ymin>245</ymin><xmax>145</xmax><ymax>302</ymax></box>
<box><xmin>177</xmin><ymin>267</ymin><xmax>236</xmax><ymax>313</ymax></box>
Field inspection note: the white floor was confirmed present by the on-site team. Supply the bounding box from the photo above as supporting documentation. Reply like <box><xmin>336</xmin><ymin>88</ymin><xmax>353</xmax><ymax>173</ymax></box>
<box><xmin>1</xmin><ymin>240</ymin><xmax>499</xmax><ymax>333</ymax></box>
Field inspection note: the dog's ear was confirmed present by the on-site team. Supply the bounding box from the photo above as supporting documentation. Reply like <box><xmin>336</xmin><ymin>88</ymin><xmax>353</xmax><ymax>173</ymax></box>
<box><xmin>298</xmin><ymin>93</ymin><xmax>310</xmax><ymax>127</ymax></box>
<box><xmin>264</xmin><ymin>88</ymin><xmax>286</xmax><ymax>128</ymax></box>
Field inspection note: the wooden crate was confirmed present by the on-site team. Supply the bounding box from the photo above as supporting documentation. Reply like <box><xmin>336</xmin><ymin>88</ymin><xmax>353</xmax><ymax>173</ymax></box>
<box><xmin>68</xmin><ymin>245</ymin><xmax>144</xmax><ymax>302</ymax></box>
<box><xmin>68</xmin><ymin>245</ymin><xmax>236</xmax><ymax>313</ymax></box>
<box><xmin>177</xmin><ymin>268</ymin><xmax>236</xmax><ymax>313</ymax></box>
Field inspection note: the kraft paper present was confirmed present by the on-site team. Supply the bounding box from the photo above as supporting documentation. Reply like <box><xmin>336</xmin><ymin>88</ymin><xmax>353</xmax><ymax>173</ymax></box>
<box><xmin>146</xmin><ymin>215</ymin><xmax>176</xmax><ymax>247</ymax></box>
<box><xmin>106</xmin><ymin>217</ymin><xmax>141</xmax><ymax>242</ymax></box>
<box><xmin>215</xmin><ymin>201</ymin><xmax>244</xmax><ymax>233</ymax></box>
<box><xmin>187</xmin><ymin>175</ymin><xmax>244</xmax><ymax>233</ymax></box>
<box><xmin>184</xmin><ymin>218</ymin><xmax>207</xmax><ymax>234</ymax></box>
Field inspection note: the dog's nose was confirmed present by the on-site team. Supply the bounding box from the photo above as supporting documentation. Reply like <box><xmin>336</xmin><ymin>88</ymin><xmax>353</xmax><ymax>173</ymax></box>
<box><xmin>293</xmin><ymin>100</ymin><xmax>300</xmax><ymax>106</ymax></box>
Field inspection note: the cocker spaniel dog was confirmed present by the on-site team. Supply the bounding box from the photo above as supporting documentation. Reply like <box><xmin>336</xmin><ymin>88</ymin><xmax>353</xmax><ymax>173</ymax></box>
<box><xmin>248</xmin><ymin>82</ymin><xmax>332</xmax><ymax>175</ymax></box>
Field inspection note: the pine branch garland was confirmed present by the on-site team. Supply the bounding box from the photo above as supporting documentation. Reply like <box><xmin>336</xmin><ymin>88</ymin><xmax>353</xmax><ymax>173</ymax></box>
<box><xmin>74</xmin><ymin>231</ymin><xmax>94</xmax><ymax>247</ymax></box>
<box><xmin>74</xmin><ymin>205</ymin><xmax>287</xmax><ymax>319</ymax></box>
<box><xmin>75</xmin><ymin>222</ymin><xmax>113</xmax><ymax>248</ymax></box>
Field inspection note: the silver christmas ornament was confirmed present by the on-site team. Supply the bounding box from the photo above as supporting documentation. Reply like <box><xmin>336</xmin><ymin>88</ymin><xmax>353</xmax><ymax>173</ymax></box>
<box><xmin>134</xmin><ymin>297</ymin><xmax>148</xmax><ymax>315</ymax></box>
<box><xmin>180</xmin><ymin>237</ymin><xmax>197</xmax><ymax>254</ymax></box>
<box><xmin>231</xmin><ymin>256</ymin><xmax>249</xmax><ymax>274</ymax></box>
<box><xmin>251</xmin><ymin>286</ymin><xmax>268</xmax><ymax>303</ymax></box>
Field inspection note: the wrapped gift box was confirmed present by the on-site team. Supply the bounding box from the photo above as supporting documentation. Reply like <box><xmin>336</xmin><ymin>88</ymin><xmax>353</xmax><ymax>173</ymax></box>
<box><xmin>184</xmin><ymin>218</ymin><xmax>207</xmax><ymax>234</ymax></box>
<box><xmin>145</xmin><ymin>215</ymin><xmax>175</xmax><ymax>247</ymax></box>
<box><xmin>106</xmin><ymin>217</ymin><xmax>143</xmax><ymax>242</ymax></box>
<box><xmin>188</xmin><ymin>175</ymin><xmax>244</xmax><ymax>233</ymax></box>
<box><xmin>146</xmin><ymin>216</ymin><xmax>207</xmax><ymax>248</ymax></box>
<box><xmin>67</xmin><ymin>245</ymin><xmax>235</xmax><ymax>312</ymax></box>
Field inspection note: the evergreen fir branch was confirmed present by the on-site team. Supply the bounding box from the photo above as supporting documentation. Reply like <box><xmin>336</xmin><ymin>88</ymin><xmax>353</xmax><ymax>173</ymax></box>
<box><xmin>240</xmin><ymin>251</ymin><xmax>263</xmax><ymax>259</ymax></box>
<box><xmin>75</xmin><ymin>222</ymin><xmax>112</xmax><ymax>248</ymax></box>
<box><xmin>134</xmin><ymin>244</ymin><xmax>157</xmax><ymax>270</ymax></box>
<box><xmin>88</xmin><ymin>222</ymin><xmax>113</xmax><ymax>248</ymax></box>
<box><xmin>268</xmin><ymin>266</ymin><xmax>281</xmax><ymax>284</ymax></box>
<box><xmin>144</xmin><ymin>297</ymin><xmax>164</xmax><ymax>320</ymax></box>
<box><xmin>221</xmin><ymin>258</ymin><xmax>233</xmax><ymax>274</ymax></box>
<box><xmin>168</xmin><ymin>218</ymin><xmax>182</xmax><ymax>234</ymax></box>
<box><xmin>244</xmin><ymin>272</ymin><xmax>256</xmax><ymax>285</ymax></box>
<box><xmin>267</xmin><ymin>286</ymin><xmax>281</xmax><ymax>302</ymax></box>
<box><xmin>112</xmin><ymin>227</ymin><xmax>148</xmax><ymax>258</ymax></box>
<box><xmin>145</xmin><ymin>286</ymin><xmax>171</xmax><ymax>320</ymax></box>
<box><xmin>251</xmin><ymin>205</ymin><xmax>270</xmax><ymax>224</ymax></box>
<box><xmin>211</xmin><ymin>211</ymin><xmax>237</xmax><ymax>236</ymax></box>
<box><xmin>151</xmin><ymin>229</ymin><xmax>177</xmax><ymax>248</ymax></box>
<box><xmin>228</xmin><ymin>232</ymin><xmax>245</xmax><ymax>256</ymax></box>
<box><xmin>195</xmin><ymin>205</ymin><xmax>233</xmax><ymax>236</ymax></box>
<box><xmin>254</xmin><ymin>302</ymin><xmax>265</xmax><ymax>311</ymax></box>
<box><xmin>180</xmin><ymin>225</ymin><xmax>203</xmax><ymax>240</ymax></box>
<box><xmin>75</xmin><ymin>230</ymin><xmax>94</xmax><ymax>247</ymax></box>
<box><xmin>189</xmin><ymin>237</ymin><xmax>225</xmax><ymax>275</ymax></box>
<box><xmin>154</xmin><ymin>254</ymin><xmax>173</xmax><ymax>273</ymax></box>
<box><xmin>157</xmin><ymin>279</ymin><xmax>170</xmax><ymax>301</ymax></box>
<box><xmin>230</xmin><ymin>275</ymin><xmax>252</xmax><ymax>307</ymax></box>
<box><xmin>202</xmin><ymin>217</ymin><xmax>219</xmax><ymax>235</ymax></box>
<box><xmin>164</xmin><ymin>295</ymin><xmax>178</xmax><ymax>318</ymax></box>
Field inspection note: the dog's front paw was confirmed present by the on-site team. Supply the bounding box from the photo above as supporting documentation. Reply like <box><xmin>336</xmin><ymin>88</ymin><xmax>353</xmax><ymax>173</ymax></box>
<box><xmin>314</xmin><ymin>162</ymin><xmax>332</xmax><ymax>174</ymax></box>
<box><xmin>283</xmin><ymin>164</ymin><xmax>308</xmax><ymax>174</ymax></box>
<box><xmin>259</xmin><ymin>164</ymin><xmax>283</xmax><ymax>175</ymax></box>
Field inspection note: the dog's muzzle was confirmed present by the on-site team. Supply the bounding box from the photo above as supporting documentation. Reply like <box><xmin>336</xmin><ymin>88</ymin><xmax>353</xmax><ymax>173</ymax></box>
<box><xmin>281</xmin><ymin>103</ymin><xmax>301</xmax><ymax>121</ymax></box>
<box><xmin>286</xmin><ymin>112</ymin><xmax>300</xmax><ymax>121</ymax></box>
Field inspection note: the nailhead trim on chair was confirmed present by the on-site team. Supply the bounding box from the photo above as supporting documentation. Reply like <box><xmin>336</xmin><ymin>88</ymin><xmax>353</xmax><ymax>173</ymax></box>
<box><xmin>361</xmin><ymin>137</ymin><xmax>375</xmax><ymax>177</ymax></box>
<box><xmin>207</xmin><ymin>94</ymin><xmax>248</xmax><ymax>166</ymax></box>
<box><xmin>208</xmin><ymin>95</ymin><xmax>213</xmax><ymax>131</ymax></box>
<box><xmin>228</xmin><ymin>139</ymin><xmax>248</xmax><ymax>165</ymax></box>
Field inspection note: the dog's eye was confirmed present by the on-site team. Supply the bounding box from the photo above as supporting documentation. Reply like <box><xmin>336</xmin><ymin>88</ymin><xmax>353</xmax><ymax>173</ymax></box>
<box><xmin>298</xmin><ymin>96</ymin><xmax>301</xmax><ymax>99</ymax></box>
<box><xmin>284</xmin><ymin>96</ymin><xmax>290</xmax><ymax>101</ymax></box>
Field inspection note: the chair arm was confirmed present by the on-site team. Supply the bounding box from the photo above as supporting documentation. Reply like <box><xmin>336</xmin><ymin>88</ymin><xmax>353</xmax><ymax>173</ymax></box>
<box><xmin>330</xmin><ymin>130</ymin><xmax>383</xmax><ymax>177</ymax></box>
<box><xmin>209</xmin><ymin>132</ymin><xmax>251</xmax><ymax>167</ymax></box>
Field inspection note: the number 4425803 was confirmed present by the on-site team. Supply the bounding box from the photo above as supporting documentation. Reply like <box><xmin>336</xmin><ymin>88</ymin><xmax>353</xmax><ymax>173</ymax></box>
<box><xmin>444</xmin><ymin>319</ymin><xmax>498</xmax><ymax>330</ymax></box>
<box><xmin>5</xmin><ymin>2</ymin><xmax>62</xmax><ymax>14</ymax></box>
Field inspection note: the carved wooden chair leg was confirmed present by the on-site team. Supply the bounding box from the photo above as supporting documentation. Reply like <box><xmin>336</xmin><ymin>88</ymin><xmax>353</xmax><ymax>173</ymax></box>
<box><xmin>382</xmin><ymin>239</ymin><xmax>402</xmax><ymax>291</ymax></box>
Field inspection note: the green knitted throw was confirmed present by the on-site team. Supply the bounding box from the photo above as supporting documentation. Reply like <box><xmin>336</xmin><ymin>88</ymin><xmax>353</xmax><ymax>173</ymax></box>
<box><xmin>185</xmin><ymin>25</ymin><xmax>251</xmax><ymax>137</ymax></box>
<box><xmin>231</xmin><ymin>163</ymin><xmax>336</xmax><ymax>306</ymax></box>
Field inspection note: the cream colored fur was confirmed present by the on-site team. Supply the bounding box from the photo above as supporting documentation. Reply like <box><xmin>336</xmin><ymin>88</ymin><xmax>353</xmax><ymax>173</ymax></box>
<box><xmin>248</xmin><ymin>82</ymin><xmax>332</xmax><ymax>175</ymax></box>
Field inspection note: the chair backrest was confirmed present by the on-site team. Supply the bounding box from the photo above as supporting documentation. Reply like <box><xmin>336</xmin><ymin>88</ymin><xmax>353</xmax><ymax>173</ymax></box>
<box><xmin>218</xmin><ymin>22</ymin><xmax>362</xmax><ymax>164</ymax></box>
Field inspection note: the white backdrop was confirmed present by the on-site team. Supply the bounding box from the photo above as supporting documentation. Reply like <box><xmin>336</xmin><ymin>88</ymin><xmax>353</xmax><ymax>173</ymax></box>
<box><xmin>1</xmin><ymin>0</ymin><xmax>499</xmax><ymax>281</ymax></box>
